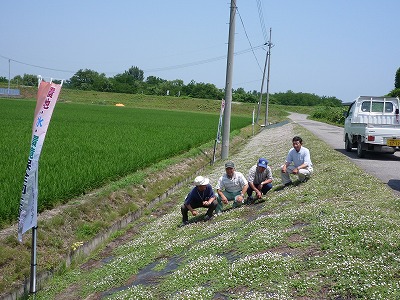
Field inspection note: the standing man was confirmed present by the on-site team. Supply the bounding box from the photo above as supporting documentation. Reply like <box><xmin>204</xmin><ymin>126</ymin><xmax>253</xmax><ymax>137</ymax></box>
<box><xmin>281</xmin><ymin>136</ymin><xmax>313</xmax><ymax>186</ymax></box>
<box><xmin>247</xmin><ymin>157</ymin><xmax>273</xmax><ymax>203</ymax></box>
<box><xmin>181</xmin><ymin>176</ymin><xmax>217</xmax><ymax>226</ymax></box>
<box><xmin>215</xmin><ymin>161</ymin><xmax>248</xmax><ymax>214</ymax></box>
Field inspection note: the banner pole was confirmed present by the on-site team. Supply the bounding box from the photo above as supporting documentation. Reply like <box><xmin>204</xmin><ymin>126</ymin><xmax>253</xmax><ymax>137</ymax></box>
<box><xmin>30</xmin><ymin>225</ymin><xmax>38</xmax><ymax>294</ymax></box>
<box><xmin>30</xmin><ymin>167</ymin><xmax>38</xmax><ymax>294</ymax></box>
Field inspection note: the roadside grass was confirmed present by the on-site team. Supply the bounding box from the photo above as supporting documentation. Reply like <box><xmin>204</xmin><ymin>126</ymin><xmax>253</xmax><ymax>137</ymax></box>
<box><xmin>29</xmin><ymin>124</ymin><xmax>400</xmax><ymax>299</ymax></box>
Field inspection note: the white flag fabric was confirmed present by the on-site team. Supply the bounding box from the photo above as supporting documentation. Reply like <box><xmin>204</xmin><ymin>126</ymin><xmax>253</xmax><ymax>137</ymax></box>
<box><xmin>18</xmin><ymin>81</ymin><xmax>62</xmax><ymax>242</ymax></box>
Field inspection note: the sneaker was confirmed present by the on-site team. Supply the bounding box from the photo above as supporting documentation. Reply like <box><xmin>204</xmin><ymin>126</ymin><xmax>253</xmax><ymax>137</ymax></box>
<box><xmin>284</xmin><ymin>181</ymin><xmax>293</xmax><ymax>187</ymax></box>
<box><xmin>203</xmin><ymin>215</ymin><xmax>212</xmax><ymax>222</ymax></box>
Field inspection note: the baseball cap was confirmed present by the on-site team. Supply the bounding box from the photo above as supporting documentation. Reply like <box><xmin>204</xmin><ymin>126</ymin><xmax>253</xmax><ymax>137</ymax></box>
<box><xmin>225</xmin><ymin>161</ymin><xmax>235</xmax><ymax>168</ymax></box>
<box><xmin>258</xmin><ymin>158</ymin><xmax>268</xmax><ymax>167</ymax></box>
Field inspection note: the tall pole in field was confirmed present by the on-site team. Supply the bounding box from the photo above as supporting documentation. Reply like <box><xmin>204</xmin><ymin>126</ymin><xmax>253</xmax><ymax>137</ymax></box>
<box><xmin>8</xmin><ymin>59</ymin><xmax>11</xmax><ymax>97</ymax></box>
<box><xmin>264</xmin><ymin>28</ymin><xmax>273</xmax><ymax>127</ymax></box>
<box><xmin>221</xmin><ymin>0</ymin><xmax>237</xmax><ymax>159</ymax></box>
<box><xmin>255</xmin><ymin>43</ymin><xmax>268</xmax><ymax>124</ymax></box>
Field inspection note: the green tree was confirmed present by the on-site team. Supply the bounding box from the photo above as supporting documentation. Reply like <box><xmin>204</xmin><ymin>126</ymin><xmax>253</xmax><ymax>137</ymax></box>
<box><xmin>11</xmin><ymin>75</ymin><xmax>22</xmax><ymax>85</ymax></box>
<box><xmin>127</xmin><ymin>66</ymin><xmax>144</xmax><ymax>82</ymax></box>
<box><xmin>0</xmin><ymin>76</ymin><xmax>7</xmax><ymax>83</ymax></box>
<box><xmin>146</xmin><ymin>76</ymin><xmax>166</xmax><ymax>85</ymax></box>
<box><xmin>182</xmin><ymin>80</ymin><xmax>223</xmax><ymax>99</ymax></box>
<box><xmin>22</xmin><ymin>74</ymin><xmax>38</xmax><ymax>86</ymax></box>
<box><xmin>395</xmin><ymin>67</ymin><xmax>400</xmax><ymax>89</ymax></box>
<box><xmin>68</xmin><ymin>69</ymin><xmax>104</xmax><ymax>90</ymax></box>
<box><xmin>388</xmin><ymin>88</ymin><xmax>400</xmax><ymax>97</ymax></box>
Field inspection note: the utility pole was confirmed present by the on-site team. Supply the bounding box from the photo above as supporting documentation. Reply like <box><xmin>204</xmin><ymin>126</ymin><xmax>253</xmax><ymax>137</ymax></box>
<box><xmin>255</xmin><ymin>43</ymin><xmax>268</xmax><ymax>124</ymax></box>
<box><xmin>221</xmin><ymin>0</ymin><xmax>237</xmax><ymax>159</ymax></box>
<box><xmin>264</xmin><ymin>28</ymin><xmax>272</xmax><ymax>127</ymax></box>
<box><xmin>8</xmin><ymin>59</ymin><xmax>11</xmax><ymax>97</ymax></box>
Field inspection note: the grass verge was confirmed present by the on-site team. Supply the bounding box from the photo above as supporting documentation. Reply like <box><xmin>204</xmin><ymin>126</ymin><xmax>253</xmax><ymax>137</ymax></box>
<box><xmin>20</xmin><ymin>123</ymin><xmax>400</xmax><ymax>299</ymax></box>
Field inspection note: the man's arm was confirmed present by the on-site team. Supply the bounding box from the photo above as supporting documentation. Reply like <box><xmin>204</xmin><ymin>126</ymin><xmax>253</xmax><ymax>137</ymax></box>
<box><xmin>241</xmin><ymin>183</ymin><xmax>248</xmax><ymax>197</ymax></box>
<box><xmin>185</xmin><ymin>204</ymin><xmax>198</xmax><ymax>216</ymax></box>
<box><xmin>217</xmin><ymin>189</ymin><xmax>228</xmax><ymax>204</ymax></box>
<box><xmin>204</xmin><ymin>186</ymin><xmax>216</xmax><ymax>206</ymax></box>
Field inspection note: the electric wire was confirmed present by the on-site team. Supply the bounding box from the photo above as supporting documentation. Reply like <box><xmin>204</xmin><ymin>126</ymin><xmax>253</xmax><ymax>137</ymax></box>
<box><xmin>0</xmin><ymin>54</ymin><xmax>75</xmax><ymax>74</ymax></box>
<box><xmin>235</xmin><ymin>5</ymin><xmax>263</xmax><ymax>73</ymax></box>
<box><xmin>0</xmin><ymin>44</ymin><xmax>264</xmax><ymax>77</ymax></box>
<box><xmin>1</xmin><ymin>3</ymin><xmax>269</xmax><ymax>86</ymax></box>
<box><xmin>256</xmin><ymin>0</ymin><xmax>268</xmax><ymax>43</ymax></box>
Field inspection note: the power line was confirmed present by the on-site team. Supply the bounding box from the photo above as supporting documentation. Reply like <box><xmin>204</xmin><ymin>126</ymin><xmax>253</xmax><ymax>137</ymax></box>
<box><xmin>0</xmin><ymin>54</ymin><xmax>75</xmax><ymax>74</ymax></box>
<box><xmin>256</xmin><ymin>0</ymin><xmax>268</xmax><ymax>43</ymax></box>
<box><xmin>0</xmin><ymin>45</ymin><xmax>264</xmax><ymax>77</ymax></box>
<box><xmin>235</xmin><ymin>6</ymin><xmax>263</xmax><ymax>73</ymax></box>
<box><xmin>144</xmin><ymin>45</ymin><xmax>264</xmax><ymax>73</ymax></box>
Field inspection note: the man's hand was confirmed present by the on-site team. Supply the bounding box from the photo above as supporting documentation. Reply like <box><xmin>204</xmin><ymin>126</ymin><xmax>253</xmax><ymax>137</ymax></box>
<box><xmin>222</xmin><ymin>197</ymin><xmax>229</xmax><ymax>204</ymax></box>
<box><xmin>292</xmin><ymin>168</ymin><xmax>298</xmax><ymax>174</ymax></box>
<box><xmin>281</xmin><ymin>165</ymin><xmax>287</xmax><ymax>173</ymax></box>
<box><xmin>237</xmin><ymin>194</ymin><xmax>244</xmax><ymax>203</ymax></box>
<box><xmin>191</xmin><ymin>210</ymin><xmax>198</xmax><ymax>216</ymax></box>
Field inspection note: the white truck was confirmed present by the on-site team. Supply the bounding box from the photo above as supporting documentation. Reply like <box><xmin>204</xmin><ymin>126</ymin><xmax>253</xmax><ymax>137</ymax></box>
<box><xmin>344</xmin><ymin>96</ymin><xmax>400</xmax><ymax>158</ymax></box>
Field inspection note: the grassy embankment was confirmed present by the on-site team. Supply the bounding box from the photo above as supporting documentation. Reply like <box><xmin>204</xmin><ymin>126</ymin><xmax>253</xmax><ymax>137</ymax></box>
<box><xmin>0</xmin><ymin>88</ymin><xmax>289</xmax><ymax>297</ymax></box>
<box><xmin>29</xmin><ymin>123</ymin><xmax>400</xmax><ymax>299</ymax></box>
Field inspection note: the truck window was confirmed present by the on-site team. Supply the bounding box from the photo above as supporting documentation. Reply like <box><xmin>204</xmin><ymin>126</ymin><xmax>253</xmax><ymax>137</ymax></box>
<box><xmin>361</xmin><ymin>101</ymin><xmax>370</xmax><ymax>112</ymax></box>
<box><xmin>384</xmin><ymin>102</ymin><xmax>393</xmax><ymax>113</ymax></box>
<box><xmin>371</xmin><ymin>101</ymin><xmax>384</xmax><ymax>112</ymax></box>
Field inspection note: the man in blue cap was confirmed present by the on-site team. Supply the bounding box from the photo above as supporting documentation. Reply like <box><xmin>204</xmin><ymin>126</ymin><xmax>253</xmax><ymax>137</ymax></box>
<box><xmin>246</xmin><ymin>157</ymin><xmax>273</xmax><ymax>203</ymax></box>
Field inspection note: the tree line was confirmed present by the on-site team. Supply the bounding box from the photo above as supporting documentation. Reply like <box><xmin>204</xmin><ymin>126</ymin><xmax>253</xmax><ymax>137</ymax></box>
<box><xmin>6</xmin><ymin>65</ymin><xmax>399</xmax><ymax>106</ymax></box>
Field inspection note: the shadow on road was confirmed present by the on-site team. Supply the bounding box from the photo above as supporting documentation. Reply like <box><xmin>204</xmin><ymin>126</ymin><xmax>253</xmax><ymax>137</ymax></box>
<box><xmin>334</xmin><ymin>148</ymin><xmax>400</xmax><ymax>162</ymax></box>
<box><xmin>388</xmin><ymin>179</ymin><xmax>400</xmax><ymax>192</ymax></box>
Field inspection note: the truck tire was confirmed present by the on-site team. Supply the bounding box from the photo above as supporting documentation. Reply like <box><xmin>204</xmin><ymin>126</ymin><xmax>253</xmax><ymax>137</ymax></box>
<box><xmin>357</xmin><ymin>142</ymin><xmax>366</xmax><ymax>158</ymax></box>
<box><xmin>345</xmin><ymin>136</ymin><xmax>352</xmax><ymax>152</ymax></box>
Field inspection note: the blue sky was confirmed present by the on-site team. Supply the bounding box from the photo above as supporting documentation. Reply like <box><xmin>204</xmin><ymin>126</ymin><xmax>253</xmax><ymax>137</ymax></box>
<box><xmin>1</xmin><ymin>0</ymin><xmax>399</xmax><ymax>102</ymax></box>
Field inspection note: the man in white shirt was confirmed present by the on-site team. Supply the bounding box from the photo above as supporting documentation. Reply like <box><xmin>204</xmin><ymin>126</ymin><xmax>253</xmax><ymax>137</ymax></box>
<box><xmin>215</xmin><ymin>161</ymin><xmax>248</xmax><ymax>214</ymax></box>
<box><xmin>281</xmin><ymin>136</ymin><xmax>313</xmax><ymax>186</ymax></box>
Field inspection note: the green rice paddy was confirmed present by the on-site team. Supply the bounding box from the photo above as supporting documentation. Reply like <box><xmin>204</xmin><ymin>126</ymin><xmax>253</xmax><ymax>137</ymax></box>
<box><xmin>0</xmin><ymin>99</ymin><xmax>250</xmax><ymax>227</ymax></box>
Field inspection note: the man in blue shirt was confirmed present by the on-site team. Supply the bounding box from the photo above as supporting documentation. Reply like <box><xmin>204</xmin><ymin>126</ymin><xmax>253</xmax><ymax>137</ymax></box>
<box><xmin>281</xmin><ymin>136</ymin><xmax>313</xmax><ymax>186</ymax></box>
<box><xmin>180</xmin><ymin>176</ymin><xmax>217</xmax><ymax>226</ymax></box>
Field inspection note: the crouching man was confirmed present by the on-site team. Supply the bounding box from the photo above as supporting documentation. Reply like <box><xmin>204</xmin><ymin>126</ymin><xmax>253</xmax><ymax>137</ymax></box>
<box><xmin>180</xmin><ymin>176</ymin><xmax>217</xmax><ymax>226</ymax></box>
<box><xmin>215</xmin><ymin>161</ymin><xmax>248</xmax><ymax>214</ymax></box>
<box><xmin>246</xmin><ymin>157</ymin><xmax>273</xmax><ymax>203</ymax></box>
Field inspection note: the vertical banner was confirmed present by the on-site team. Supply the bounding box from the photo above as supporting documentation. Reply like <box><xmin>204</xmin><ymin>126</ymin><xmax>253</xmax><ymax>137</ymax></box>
<box><xmin>18</xmin><ymin>80</ymin><xmax>62</xmax><ymax>242</ymax></box>
<box><xmin>212</xmin><ymin>99</ymin><xmax>225</xmax><ymax>164</ymax></box>
<box><xmin>217</xmin><ymin>99</ymin><xmax>225</xmax><ymax>143</ymax></box>
<box><xmin>252</xmin><ymin>107</ymin><xmax>255</xmax><ymax>136</ymax></box>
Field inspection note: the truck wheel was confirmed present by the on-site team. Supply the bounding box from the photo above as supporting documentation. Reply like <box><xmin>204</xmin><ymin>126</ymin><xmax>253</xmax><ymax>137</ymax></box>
<box><xmin>345</xmin><ymin>136</ymin><xmax>352</xmax><ymax>152</ymax></box>
<box><xmin>357</xmin><ymin>142</ymin><xmax>365</xmax><ymax>158</ymax></box>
